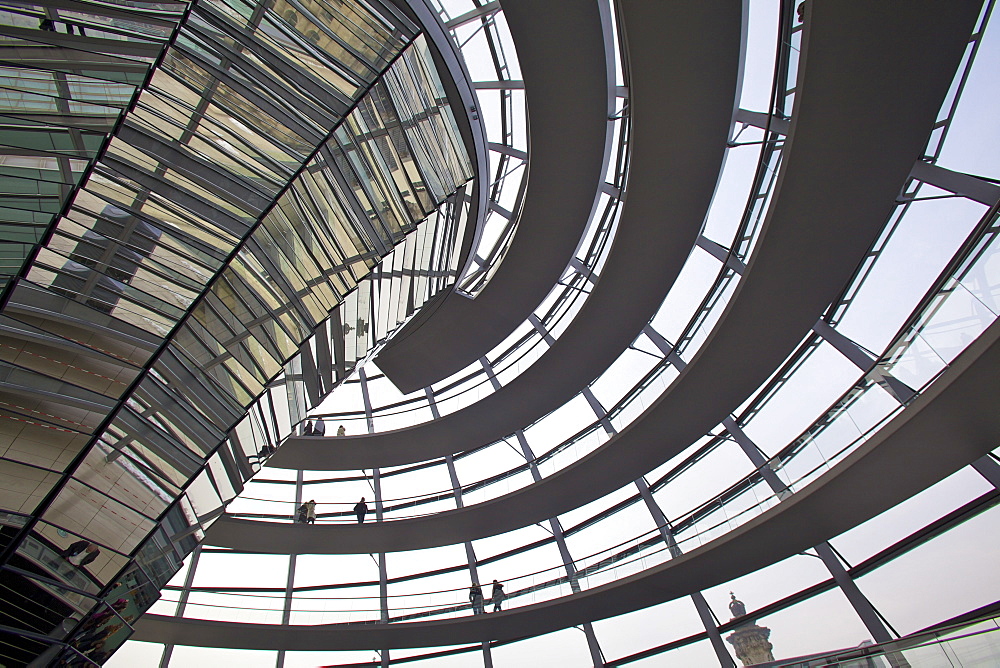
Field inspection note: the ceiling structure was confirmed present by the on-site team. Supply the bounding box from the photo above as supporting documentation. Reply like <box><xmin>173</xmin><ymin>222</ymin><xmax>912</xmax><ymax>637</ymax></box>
<box><xmin>1</xmin><ymin>0</ymin><xmax>999</xmax><ymax>666</ymax></box>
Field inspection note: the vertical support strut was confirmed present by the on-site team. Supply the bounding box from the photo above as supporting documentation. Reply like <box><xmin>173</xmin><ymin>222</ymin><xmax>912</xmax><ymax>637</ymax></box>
<box><xmin>581</xmin><ymin>332</ymin><xmax>735</xmax><ymax>668</ymax></box>
<box><xmin>158</xmin><ymin>546</ymin><xmax>202</xmax><ymax>668</ymax></box>
<box><xmin>425</xmin><ymin>388</ymin><xmax>494</xmax><ymax>667</ymax></box>
<box><xmin>812</xmin><ymin>319</ymin><xmax>916</xmax><ymax>403</ymax></box>
<box><xmin>275</xmin><ymin>470</ymin><xmax>305</xmax><ymax>668</ymax></box>
<box><xmin>722</xmin><ymin>417</ymin><xmax>791</xmax><ymax>500</ymax></box>
<box><xmin>722</xmin><ymin>398</ymin><xmax>897</xmax><ymax>647</ymax></box>
<box><xmin>276</xmin><ymin>549</ymin><xmax>297</xmax><ymax>668</ymax></box>
<box><xmin>812</xmin><ymin>543</ymin><xmax>893</xmax><ymax>644</ymax></box>
<box><xmin>360</xmin><ymin>369</ymin><xmax>389</xmax><ymax>666</ymax></box>
<box><xmin>479</xmin><ymin>357</ymin><xmax>605</xmax><ymax>666</ymax></box>
<box><xmin>634</xmin><ymin>477</ymin><xmax>736</xmax><ymax>667</ymax></box>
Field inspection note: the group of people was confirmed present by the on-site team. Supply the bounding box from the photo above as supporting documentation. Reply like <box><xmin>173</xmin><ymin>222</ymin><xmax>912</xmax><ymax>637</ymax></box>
<box><xmin>296</xmin><ymin>500</ymin><xmax>318</xmax><ymax>524</ymax></box>
<box><xmin>256</xmin><ymin>419</ymin><xmax>348</xmax><ymax>464</ymax></box>
<box><xmin>296</xmin><ymin>497</ymin><xmax>369</xmax><ymax>524</ymax></box>
<box><xmin>303</xmin><ymin>419</ymin><xmax>326</xmax><ymax>436</ymax></box>
<box><xmin>302</xmin><ymin>420</ymin><xmax>347</xmax><ymax>437</ymax></box>
<box><xmin>469</xmin><ymin>580</ymin><xmax>506</xmax><ymax>614</ymax></box>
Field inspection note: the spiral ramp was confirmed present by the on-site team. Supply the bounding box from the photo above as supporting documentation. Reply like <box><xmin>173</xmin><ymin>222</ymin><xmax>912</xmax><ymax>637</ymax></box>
<box><xmin>3</xmin><ymin>0</ymin><xmax>999</xmax><ymax>666</ymax></box>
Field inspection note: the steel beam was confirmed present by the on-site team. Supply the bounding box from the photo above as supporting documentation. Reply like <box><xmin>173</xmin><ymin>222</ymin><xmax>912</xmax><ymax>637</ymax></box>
<box><xmin>910</xmin><ymin>161</ymin><xmax>1000</xmax><ymax>207</ymax></box>
<box><xmin>445</xmin><ymin>2</ymin><xmax>501</xmax><ymax>30</ymax></box>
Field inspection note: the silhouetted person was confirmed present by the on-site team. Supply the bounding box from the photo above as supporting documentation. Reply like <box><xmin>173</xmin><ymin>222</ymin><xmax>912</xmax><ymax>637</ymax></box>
<box><xmin>337</xmin><ymin>424</ymin><xmax>346</xmax><ymax>437</ymax></box>
<box><xmin>491</xmin><ymin>580</ymin><xmax>505</xmax><ymax>612</ymax></box>
<box><xmin>62</xmin><ymin>541</ymin><xmax>99</xmax><ymax>567</ymax></box>
<box><xmin>354</xmin><ymin>497</ymin><xmax>367</xmax><ymax>524</ymax></box>
<box><xmin>304</xmin><ymin>499</ymin><xmax>316</xmax><ymax>524</ymax></box>
<box><xmin>297</xmin><ymin>502</ymin><xmax>308</xmax><ymax>523</ymax></box>
<box><xmin>314</xmin><ymin>419</ymin><xmax>326</xmax><ymax>436</ymax></box>
<box><xmin>61</xmin><ymin>540</ymin><xmax>88</xmax><ymax>559</ymax></box>
<box><xmin>469</xmin><ymin>582</ymin><xmax>485</xmax><ymax>615</ymax></box>
<box><xmin>39</xmin><ymin>18</ymin><xmax>55</xmax><ymax>31</ymax></box>
<box><xmin>303</xmin><ymin>420</ymin><xmax>314</xmax><ymax>435</ymax></box>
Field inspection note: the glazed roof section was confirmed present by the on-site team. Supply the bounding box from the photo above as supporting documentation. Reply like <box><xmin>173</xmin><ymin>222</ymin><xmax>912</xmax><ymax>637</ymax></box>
<box><xmin>102</xmin><ymin>0</ymin><xmax>1000</xmax><ymax>663</ymax></box>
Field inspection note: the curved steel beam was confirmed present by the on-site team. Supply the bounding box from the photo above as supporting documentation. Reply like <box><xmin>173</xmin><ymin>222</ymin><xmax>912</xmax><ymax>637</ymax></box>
<box><xmin>371</xmin><ymin>0</ymin><xmax>614</xmax><ymax>394</ymax></box>
<box><xmin>269</xmin><ymin>0</ymin><xmax>744</xmax><ymax>471</ymax></box>
<box><xmin>214</xmin><ymin>0</ymin><xmax>982</xmax><ymax>554</ymax></box>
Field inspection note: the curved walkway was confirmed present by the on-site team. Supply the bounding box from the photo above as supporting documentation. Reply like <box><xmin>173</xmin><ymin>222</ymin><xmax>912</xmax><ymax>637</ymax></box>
<box><xmin>371</xmin><ymin>0</ymin><xmax>614</xmax><ymax>394</ymax></box>
<box><xmin>212</xmin><ymin>0</ymin><xmax>982</xmax><ymax>554</ymax></box>
<box><xmin>134</xmin><ymin>304</ymin><xmax>1000</xmax><ymax>649</ymax></box>
<box><xmin>269</xmin><ymin>0</ymin><xmax>744</xmax><ymax>471</ymax></box>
